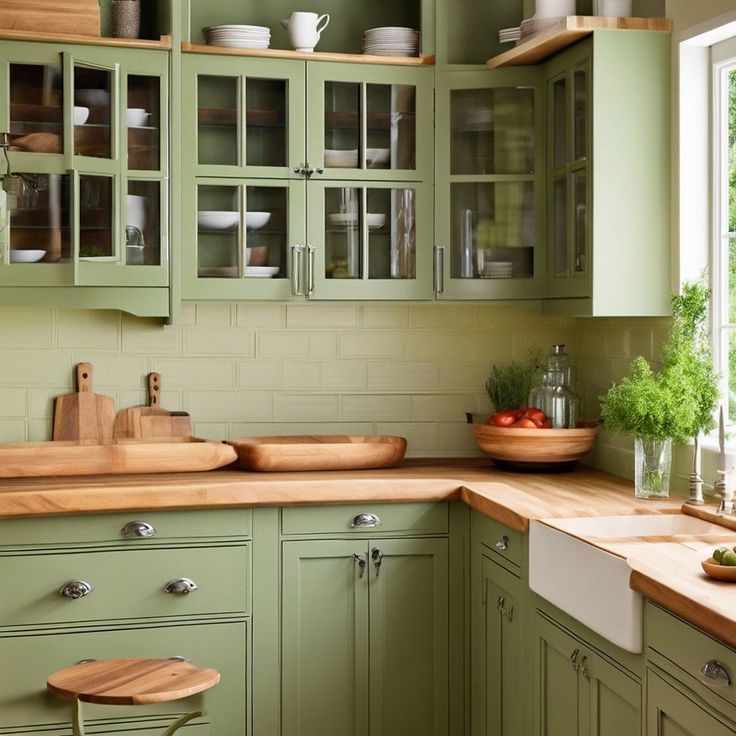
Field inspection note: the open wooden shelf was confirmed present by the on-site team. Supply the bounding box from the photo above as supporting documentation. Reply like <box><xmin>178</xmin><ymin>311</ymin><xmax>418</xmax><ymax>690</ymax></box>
<box><xmin>0</xmin><ymin>29</ymin><xmax>171</xmax><ymax>50</ymax></box>
<box><xmin>487</xmin><ymin>16</ymin><xmax>672</xmax><ymax>68</ymax></box>
<box><xmin>183</xmin><ymin>42</ymin><xmax>435</xmax><ymax>66</ymax></box>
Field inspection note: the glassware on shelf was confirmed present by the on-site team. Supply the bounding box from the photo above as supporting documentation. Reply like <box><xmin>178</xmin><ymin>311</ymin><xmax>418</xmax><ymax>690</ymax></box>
<box><xmin>528</xmin><ymin>344</ymin><xmax>581</xmax><ymax>429</ymax></box>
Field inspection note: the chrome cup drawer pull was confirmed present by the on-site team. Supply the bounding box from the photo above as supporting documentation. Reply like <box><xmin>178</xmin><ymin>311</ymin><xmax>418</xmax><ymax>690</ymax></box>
<box><xmin>350</xmin><ymin>513</ymin><xmax>381</xmax><ymax>529</ymax></box>
<box><xmin>121</xmin><ymin>520</ymin><xmax>157</xmax><ymax>538</ymax></box>
<box><xmin>164</xmin><ymin>578</ymin><xmax>198</xmax><ymax>595</ymax></box>
<box><xmin>495</xmin><ymin>535</ymin><xmax>510</xmax><ymax>551</ymax></box>
<box><xmin>59</xmin><ymin>581</ymin><xmax>93</xmax><ymax>599</ymax></box>
<box><xmin>699</xmin><ymin>660</ymin><xmax>732</xmax><ymax>687</ymax></box>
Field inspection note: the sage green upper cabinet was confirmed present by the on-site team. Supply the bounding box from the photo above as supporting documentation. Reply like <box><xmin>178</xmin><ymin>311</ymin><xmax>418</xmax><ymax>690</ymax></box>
<box><xmin>0</xmin><ymin>40</ymin><xmax>169</xmax><ymax>316</ymax></box>
<box><xmin>544</xmin><ymin>31</ymin><xmax>671</xmax><ymax>316</ymax></box>
<box><xmin>435</xmin><ymin>68</ymin><xmax>545</xmax><ymax>300</ymax></box>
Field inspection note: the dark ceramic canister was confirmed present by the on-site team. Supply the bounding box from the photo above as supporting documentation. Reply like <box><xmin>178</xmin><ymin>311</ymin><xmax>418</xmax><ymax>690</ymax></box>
<box><xmin>112</xmin><ymin>0</ymin><xmax>141</xmax><ymax>39</ymax></box>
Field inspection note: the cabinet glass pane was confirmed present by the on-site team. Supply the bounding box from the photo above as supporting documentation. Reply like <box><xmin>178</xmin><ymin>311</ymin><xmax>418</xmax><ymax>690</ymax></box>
<box><xmin>553</xmin><ymin>77</ymin><xmax>567</xmax><ymax>170</ymax></box>
<box><xmin>325</xmin><ymin>187</ymin><xmax>361</xmax><ymax>278</ymax></box>
<box><xmin>324</xmin><ymin>82</ymin><xmax>361</xmax><ymax>168</ymax></box>
<box><xmin>74</xmin><ymin>67</ymin><xmax>112</xmax><ymax>159</ymax></box>
<box><xmin>197</xmin><ymin>185</ymin><xmax>240</xmax><ymax>277</ymax></box>
<box><xmin>366</xmin><ymin>84</ymin><xmax>416</xmax><ymax>170</ymax></box>
<box><xmin>7</xmin><ymin>173</ymin><xmax>69</xmax><ymax>262</ymax></box>
<box><xmin>553</xmin><ymin>176</ymin><xmax>568</xmax><ymax>278</ymax></box>
<box><xmin>573</xmin><ymin>67</ymin><xmax>587</xmax><ymax>161</ymax></box>
<box><xmin>451</xmin><ymin>87</ymin><xmax>534</xmax><ymax>175</ymax></box>
<box><xmin>198</xmin><ymin>76</ymin><xmax>238</xmax><ymax>166</ymax></box>
<box><xmin>126</xmin><ymin>181</ymin><xmax>160</xmax><ymax>266</ymax></box>
<box><xmin>244</xmin><ymin>186</ymin><xmax>287</xmax><ymax>278</ymax></box>
<box><xmin>246</xmin><ymin>78</ymin><xmax>286</xmax><ymax>167</ymax></box>
<box><xmin>9</xmin><ymin>64</ymin><xmax>63</xmax><ymax>154</ymax></box>
<box><xmin>127</xmin><ymin>75</ymin><xmax>160</xmax><ymax>171</ymax></box>
<box><xmin>79</xmin><ymin>175</ymin><xmax>113</xmax><ymax>258</ymax></box>
<box><xmin>573</xmin><ymin>171</ymin><xmax>587</xmax><ymax>274</ymax></box>
<box><xmin>367</xmin><ymin>187</ymin><xmax>415</xmax><ymax>279</ymax></box>
<box><xmin>450</xmin><ymin>182</ymin><xmax>534</xmax><ymax>280</ymax></box>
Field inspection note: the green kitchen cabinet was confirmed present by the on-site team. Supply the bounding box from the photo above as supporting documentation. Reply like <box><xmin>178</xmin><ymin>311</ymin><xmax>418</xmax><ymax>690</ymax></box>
<box><xmin>281</xmin><ymin>536</ymin><xmax>448</xmax><ymax>736</ymax></box>
<box><xmin>535</xmin><ymin>612</ymin><xmax>640</xmax><ymax>736</ymax></box>
<box><xmin>0</xmin><ymin>40</ymin><xmax>170</xmax><ymax>316</ymax></box>
<box><xmin>543</xmin><ymin>31</ymin><xmax>671</xmax><ymax>316</ymax></box>
<box><xmin>435</xmin><ymin>67</ymin><xmax>546</xmax><ymax>300</ymax></box>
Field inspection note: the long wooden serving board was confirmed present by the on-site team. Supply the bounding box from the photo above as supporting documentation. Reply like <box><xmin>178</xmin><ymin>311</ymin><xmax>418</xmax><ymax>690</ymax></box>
<box><xmin>228</xmin><ymin>435</ymin><xmax>407</xmax><ymax>472</ymax></box>
<box><xmin>0</xmin><ymin>438</ymin><xmax>237</xmax><ymax>478</ymax></box>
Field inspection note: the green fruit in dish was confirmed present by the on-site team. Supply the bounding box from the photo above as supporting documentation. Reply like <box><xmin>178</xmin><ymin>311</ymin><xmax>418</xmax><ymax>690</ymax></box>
<box><xmin>714</xmin><ymin>546</ymin><xmax>730</xmax><ymax>564</ymax></box>
<box><xmin>721</xmin><ymin>550</ymin><xmax>736</xmax><ymax>566</ymax></box>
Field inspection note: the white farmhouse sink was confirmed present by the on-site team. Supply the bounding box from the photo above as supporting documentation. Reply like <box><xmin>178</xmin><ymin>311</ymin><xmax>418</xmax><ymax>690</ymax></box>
<box><xmin>529</xmin><ymin>514</ymin><xmax>732</xmax><ymax>654</ymax></box>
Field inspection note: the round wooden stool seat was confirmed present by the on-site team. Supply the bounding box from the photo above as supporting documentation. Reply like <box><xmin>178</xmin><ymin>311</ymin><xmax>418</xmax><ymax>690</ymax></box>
<box><xmin>47</xmin><ymin>658</ymin><xmax>221</xmax><ymax>705</ymax></box>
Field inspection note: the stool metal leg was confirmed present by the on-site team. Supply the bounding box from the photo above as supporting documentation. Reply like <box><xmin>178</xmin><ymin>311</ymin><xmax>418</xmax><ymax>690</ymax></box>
<box><xmin>160</xmin><ymin>710</ymin><xmax>203</xmax><ymax>736</ymax></box>
<box><xmin>72</xmin><ymin>699</ymin><xmax>86</xmax><ymax>736</ymax></box>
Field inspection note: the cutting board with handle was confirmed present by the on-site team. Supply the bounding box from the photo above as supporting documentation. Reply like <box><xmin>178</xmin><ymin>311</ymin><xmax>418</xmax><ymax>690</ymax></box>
<box><xmin>113</xmin><ymin>372</ymin><xmax>192</xmax><ymax>440</ymax></box>
<box><xmin>53</xmin><ymin>362</ymin><xmax>116</xmax><ymax>441</ymax></box>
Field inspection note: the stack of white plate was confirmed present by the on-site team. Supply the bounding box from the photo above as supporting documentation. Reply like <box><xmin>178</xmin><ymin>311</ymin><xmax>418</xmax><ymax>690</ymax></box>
<box><xmin>482</xmin><ymin>261</ymin><xmax>514</xmax><ymax>279</ymax></box>
<box><xmin>362</xmin><ymin>27</ymin><xmax>419</xmax><ymax>57</ymax></box>
<box><xmin>203</xmin><ymin>25</ymin><xmax>271</xmax><ymax>49</ymax></box>
<box><xmin>520</xmin><ymin>16</ymin><xmax>562</xmax><ymax>40</ymax></box>
<box><xmin>498</xmin><ymin>26</ymin><xmax>521</xmax><ymax>43</ymax></box>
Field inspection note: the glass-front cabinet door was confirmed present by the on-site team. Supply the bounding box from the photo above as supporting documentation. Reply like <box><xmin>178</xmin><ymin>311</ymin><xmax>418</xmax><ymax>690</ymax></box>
<box><xmin>307</xmin><ymin>181</ymin><xmax>432</xmax><ymax>299</ymax></box>
<box><xmin>547</xmin><ymin>43</ymin><xmax>591</xmax><ymax>299</ymax></box>
<box><xmin>434</xmin><ymin>68</ymin><xmax>544</xmax><ymax>300</ymax></box>
<box><xmin>306</xmin><ymin>63</ymin><xmax>433</xmax><ymax>183</ymax></box>
<box><xmin>182</xmin><ymin>178</ymin><xmax>307</xmax><ymax>300</ymax></box>
<box><xmin>0</xmin><ymin>41</ymin><xmax>168</xmax><ymax>293</ymax></box>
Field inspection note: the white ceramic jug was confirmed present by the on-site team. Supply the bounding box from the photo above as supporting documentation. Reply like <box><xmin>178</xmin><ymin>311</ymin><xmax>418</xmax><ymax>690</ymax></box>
<box><xmin>280</xmin><ymin>11</ymin><xmax>330</xmax><ymax>52</ymax></box>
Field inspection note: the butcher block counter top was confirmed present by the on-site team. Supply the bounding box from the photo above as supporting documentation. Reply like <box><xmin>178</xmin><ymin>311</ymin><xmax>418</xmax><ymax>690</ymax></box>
<box><xmin>0</xmin><ymin>457</ymin><xmax>732</xmax><ymax>650</ymax></box>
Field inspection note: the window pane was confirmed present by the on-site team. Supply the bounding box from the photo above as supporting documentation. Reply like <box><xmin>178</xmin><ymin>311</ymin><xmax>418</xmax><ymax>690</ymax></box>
<box><xmin>79</xmin><ymin>175</ymin><xmax>113</xmax><ymax>258</ymax></box>
<box><xmin>9</xmin><ymin>64</ymin><xmax>63</xmax><ymax>154</ymax></box>
<box><xmin>246</xmin><ymin>78</ymin><xmax>287</xmax><ymax>167</ymax></box>
<box><xmin>127</xmin><ymin>181</ymin><xmax>160</xmax><ymax>266</ymax></box>
<box><xmin>244</xmin><ymin>186</ymin><xmax>287</xmax><ymax>278</ymax></box>
<box><xmin>324</xmin><ymin>82</ymin><xmax>360</xmax><ymax>169</ymax></box>
<box><xmin>366</xmin><ymin>83</ymin><xmax>416</xmax><ymax>170</ymax></box>
<box><xmin>325</xmin><ymin>187</ymin><xmax>362</xmax><ymax>278</ymax></box>
<box><xmin>198</xmin><ymin>75</ymin><xmax>238</xmax><ymax>166</ymax></box>
<box><xmin>128</xmin><ymin>75</ymin><xmax>160</xmax><ymax>171</ymax></box>
<box><xmin>74</xmin><ymin>66</ymin><xmax>112</xmax><ymax>159</ymax></box>
<box><xmin>197</xmin><ymin>185</ymin><xmax>240</xmax><ymax>278</ymax></box>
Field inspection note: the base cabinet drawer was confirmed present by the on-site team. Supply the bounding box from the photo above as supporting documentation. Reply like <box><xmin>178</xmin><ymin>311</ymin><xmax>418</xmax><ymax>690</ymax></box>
<box><xmin>0</xmin><ymin>621</ymin><xmax>248</xmax><ymax>736</ymax></box>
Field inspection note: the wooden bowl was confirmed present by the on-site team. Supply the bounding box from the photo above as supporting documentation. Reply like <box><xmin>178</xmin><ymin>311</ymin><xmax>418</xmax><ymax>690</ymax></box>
<box><xmin>472</xmin><ymin>423</ymin><xmax>598</xmax><ymax>472</ymax></box>
<box><xmin>701</xmin><ymin>558</ymin><xmax>736</xmax><ymax>582</ymax></box>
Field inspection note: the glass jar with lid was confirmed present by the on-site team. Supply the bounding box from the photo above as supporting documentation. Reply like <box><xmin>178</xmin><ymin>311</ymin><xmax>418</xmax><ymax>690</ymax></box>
<box><xmin>528</xmin><ymin>344</ymin><xmax>580</xmax><ymax>428</ymax></box>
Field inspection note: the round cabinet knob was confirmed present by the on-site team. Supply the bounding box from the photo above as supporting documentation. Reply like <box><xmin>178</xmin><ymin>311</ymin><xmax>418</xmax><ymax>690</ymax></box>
<box><xmin>59</xmin><ymin>581</ymin><xmax>93</xmax><ymax>599</ymax></box>
<box><xmin>164</xmin><ymin>578</ymin><xmax>198</xmax><ymax>595</ymax></box>
<box><xmin>350</xmin><ymin>513</ymin><xmax>381</xmax><ymax>529</ymax></box>
<box><xmin>121</xmin><ymin>520</ymin><xmax>157</xmax><ymax>538</ymax></box>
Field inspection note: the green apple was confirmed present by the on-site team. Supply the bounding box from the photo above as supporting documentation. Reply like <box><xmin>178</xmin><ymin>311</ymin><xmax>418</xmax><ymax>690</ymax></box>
<box><xmin>721</xmin><ymin>550</ymin><xmax>736</xmax><ymax>566</ymax></box>
<box><xmin>714</xmin><ymin>546</ymin><xmax>730</xmax><ymax>563</ymax></box>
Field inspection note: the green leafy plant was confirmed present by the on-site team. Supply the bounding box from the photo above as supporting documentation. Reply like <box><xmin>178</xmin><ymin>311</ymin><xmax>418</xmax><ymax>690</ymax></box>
<box><xmin>600</xmin><ymin>279</ymin><xmax>719</xmax><ymax>441</ymax></box>
<box><xmin>485</xmin><ymin>348</ymin><xmax>543</xmax><ymax>412</ymax></box>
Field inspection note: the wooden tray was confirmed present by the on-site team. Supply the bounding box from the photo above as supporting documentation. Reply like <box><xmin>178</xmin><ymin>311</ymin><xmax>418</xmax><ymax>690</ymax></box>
<box><xmin>228</xmin><ymin>435</ymin><xmax>407</xmax><ymax>472</ymax></box>
<box><xmin>0</xmin><ymin>438</ymin><xmax>237</xmax><ymax>478</ymax></box>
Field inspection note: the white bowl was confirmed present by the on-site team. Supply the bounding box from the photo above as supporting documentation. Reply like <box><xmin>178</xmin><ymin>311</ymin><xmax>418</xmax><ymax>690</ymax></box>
<box><xmin>328</xmin><ymin>213</ymin><xmax>358</xmax><ymax>228</ymax></box>
<box><xmin>246</xmin><ymin>211</ymin><xmax>271</xmax><ymax>230</ymax></box>
<box><xmin>366</xmin><ymin>213</ymin><xmax>386</xmax><ymax>229</ymax></box>
<box><xmin>324</xmin><ymin>149</ymin><xmax>359</xmax><ymax>168</ymax></box>
<box><xmin>366</xmin><ymin>147</ymin><xmax>390</xmax><ymax>167</ymax></box>
<box><xmin>10</xmin><ymin>249</ymin><xmax>46</xmax><ymax>263</ymax></box>
<box><xmin>75</xmin><ymin>89</ymin><xmax>110</xmax><ymax>108</ymax></box>
<box><xmin>198</xmin><ymin>210</ymin><xmax>239</xmax><ymax>230</ymax></box>
<box><xmin>126</xmin><ymin>108</ymin><xmax>150</xmax><ymax>127</ymax></box>
<box><xmin>73</xmin><ymin>106</ymin><xmax>90</xmax><ymax>126</ymax></box>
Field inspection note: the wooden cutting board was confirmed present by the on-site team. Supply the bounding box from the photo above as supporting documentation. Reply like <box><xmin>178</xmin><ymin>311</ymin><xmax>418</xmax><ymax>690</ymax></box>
<box><xmin>0</xmin><ymin>0</ymin><xmax>100</xmax><ymax>37</ymax></box>
<box><xmin>53</xmin><ymin>362</ymin><xmax>115</xmax><ymax>441</ymax></box>
<box><xmin>113</xmin><ymin>372</ymin><xmax>192</xmax><ymax>440</ymax></box>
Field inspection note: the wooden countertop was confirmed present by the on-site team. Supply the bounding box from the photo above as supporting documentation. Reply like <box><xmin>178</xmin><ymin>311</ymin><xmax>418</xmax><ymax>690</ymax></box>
<box><xmin>0</xmin><ymin>458</ymin><xmax>731</xmax><ymax>650</ymax></box>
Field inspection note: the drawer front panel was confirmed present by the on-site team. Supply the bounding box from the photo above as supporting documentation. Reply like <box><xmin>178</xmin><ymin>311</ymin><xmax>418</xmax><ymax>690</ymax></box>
<box><xmin>473</xmin><ymin>510</ymin><xmax>522</xmax><ymax>568</ymax></box>
<box><xmin>1</xmin><ymin>544</ymin><xmax>249</xmax><ymax>627</ymax></box>
<box><xmin>647</xmin><ymin>603</ymin><xmax>736</xmax><ymax>708</ymax></box>
<box><xmin>0</xmin><ymin>509</ymin><xmax>252</xmax><ymax>547</ymax></box>
<box><xmin>281</xmin><ymin>503</ymin><xmax>448</xmax><ymax>536</ymax></box>
<box><xmin>0</xmin><ymin>621</ymin><xmax>248</xmax><ymax>736</ymax></box>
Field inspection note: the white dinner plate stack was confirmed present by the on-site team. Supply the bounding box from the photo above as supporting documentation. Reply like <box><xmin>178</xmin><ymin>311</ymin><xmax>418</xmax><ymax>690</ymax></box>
<box><xmin>203</xmin><ymin>25</ymin><xmax>271</xmax><ymax>49</ymax></box>
<box><xmin>498</xmin><ymin>26</ymin><xmax>522</xmax><ymax>43</ymax></box>
<box><xmin>362</xmin><ymin>27</ymin><xmax>419</xmax><ymax>57</ymax></box>
<box><xmin>482</xmin><ymin>261</ymin><xmax>514</xmax><ymax>279</ymax></box>
<box><xmin>520</xmin><ymin>16</ymin><xmax>562</xmax><ymax>40</ymax></box>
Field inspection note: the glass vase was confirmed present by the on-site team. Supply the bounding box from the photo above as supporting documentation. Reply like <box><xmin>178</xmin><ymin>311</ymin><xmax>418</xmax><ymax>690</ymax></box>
<box><xmin>634</xmin><ymin>437</ymin><xmax>672</xmax><ymax>499</ymax></box>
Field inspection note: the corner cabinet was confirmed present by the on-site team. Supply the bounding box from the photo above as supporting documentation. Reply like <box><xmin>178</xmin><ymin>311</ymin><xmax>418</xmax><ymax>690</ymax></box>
<box><xmin>543</xmin><ymin>30</ymin><xmax>671</xmax><ymax>316</ymax></box>
<box><xmin>180</xmin><ymin>51</ymin><xmax>434</xmax><ymax>301</ymax></box>
<box><xmin>0</xmin><ymin>40</ymin><xmax>170</xmax><ymax>316</ymax></box>
<box><xmin>435</xmin><ymin>67</ymin><xmax>546</xmax><ymax>300</ymax></box>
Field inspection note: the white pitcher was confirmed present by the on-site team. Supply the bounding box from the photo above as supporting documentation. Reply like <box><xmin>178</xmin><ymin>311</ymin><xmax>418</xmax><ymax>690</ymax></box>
<box><xmin>280</xmin><ymin>11</ymin><xmax>330</xmax><ymax>52</ymax></box>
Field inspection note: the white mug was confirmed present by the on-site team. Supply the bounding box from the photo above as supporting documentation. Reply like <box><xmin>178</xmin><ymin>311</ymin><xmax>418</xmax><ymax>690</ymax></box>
<box><xmin>535</xmin><ymin>0</ymin><xmax>576</xmax><ymax>18</ymax></box>
<box><xmin>280</xmin><ymin>11</ymin><xmax>330</xmax><ymax>52</ymax></box>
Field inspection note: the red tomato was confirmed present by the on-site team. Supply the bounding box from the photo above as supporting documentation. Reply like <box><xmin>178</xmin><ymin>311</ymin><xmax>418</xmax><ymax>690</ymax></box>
<box><xmin>513</xmin><ymin>417</ymin><xmax>538</xmax><ymax>429</ymax></box>
<box><xmin>524</xmin><ymin>407</ymin><xmax>547</xmax><ymax>423</ymax></box>
<box><xmin>540</xmin><ymin>419</ymin><xmax>552</xmax><ymax>429</ymax></box>
<box><xmin>489</xmin><ymin>410</ymin><xmax>519</xmax><ymax>427</ymax></box>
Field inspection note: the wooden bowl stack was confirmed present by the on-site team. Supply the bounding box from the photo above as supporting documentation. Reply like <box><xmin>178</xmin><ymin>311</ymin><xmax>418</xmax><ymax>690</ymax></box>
<box><xmin>472</xmin><ymin>423</ymin><xmax>598</xmax><ymax>472</ymax></box>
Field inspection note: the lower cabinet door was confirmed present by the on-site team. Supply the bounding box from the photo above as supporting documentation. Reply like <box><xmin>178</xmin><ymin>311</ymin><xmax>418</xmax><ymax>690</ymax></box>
<box><xmin>647</xmin><ymin>669</ymin><xmax>736</xmax><ymax>736</ymax></box>
<box><xmin>472</xmin><ymin>554</ymin><xmax>523</xmax><ymax>736</ymax></box>
<box><xmin>368</xmin><ymin>538</ymin><xmax>449</xmax><ymax>736</ymax></box>
<box><xmin>281</xmin><ymin>540</ymin><xmax>370</xmax><ymax>736</ymax></box>
<box><xmin>0</xmin><ymin>621</ymin><xmax>248</xmax><ymax>736</ymax></box>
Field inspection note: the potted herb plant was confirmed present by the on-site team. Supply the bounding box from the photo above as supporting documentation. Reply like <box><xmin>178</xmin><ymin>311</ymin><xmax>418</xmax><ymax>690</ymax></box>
<box><xmin>600</xmin><ymin>280</ymin><xmax>718</xmax><ymax>498</ymax></box>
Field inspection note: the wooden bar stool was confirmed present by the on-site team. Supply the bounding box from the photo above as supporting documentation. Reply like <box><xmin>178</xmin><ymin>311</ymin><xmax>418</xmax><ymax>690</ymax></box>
<box><xmin>47</xmin><ymin>658</ymin><xmax>220</xmax><ymax>736</ymax></box>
